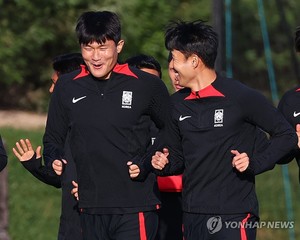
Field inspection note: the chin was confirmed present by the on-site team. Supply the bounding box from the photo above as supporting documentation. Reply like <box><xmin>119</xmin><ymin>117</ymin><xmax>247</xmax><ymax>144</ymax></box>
<box><xmin>176</xmin><ymin>86</ymin><xmax>184</xmax><ymax>90</ymax></box>
<box><xmin>90</xmin><ymin>70</ymin><xmax>106</xmax><ymax>79</ymax></box>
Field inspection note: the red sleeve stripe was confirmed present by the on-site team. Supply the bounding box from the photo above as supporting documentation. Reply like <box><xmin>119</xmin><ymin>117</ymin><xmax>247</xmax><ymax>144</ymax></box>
<box><xmin>240</xmin><ymin>213</ymin><xmax>251</xmax><ymax>240</ymax></box>
<box><xmin>138</xmin><ymin>212</ymin><xmax>147</xmax><ymax>240</ymax></box>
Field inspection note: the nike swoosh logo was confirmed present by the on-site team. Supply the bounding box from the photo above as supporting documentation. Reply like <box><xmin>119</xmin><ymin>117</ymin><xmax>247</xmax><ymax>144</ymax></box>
<box><xmin>72</xmin><ymin>96</ymin><xmax>87</xmax><ymax>103</ymax></box>
<box><xmin>294</xmin><ymin>111</ymin><xmax>300</xmax><ymax>117</ymax></box>
<box><xmin>179</xmin><ymin>115</ymin><xmax>192</xmax><ymax>121</ymax></box>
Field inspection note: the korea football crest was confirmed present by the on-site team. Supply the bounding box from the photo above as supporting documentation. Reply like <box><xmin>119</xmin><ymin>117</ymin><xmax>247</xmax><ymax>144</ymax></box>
<box><xmin>214</xmin><ymin>109</ymin><xmax>224</xmax><ymax>127</ymax></box>
<box><xmin>122</xmin><ymin>91</ymin><xmax>132</xmax><ymax>109</ymax></box>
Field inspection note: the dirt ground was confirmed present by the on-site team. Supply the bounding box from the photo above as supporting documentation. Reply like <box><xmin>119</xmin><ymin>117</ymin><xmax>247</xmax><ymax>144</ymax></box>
<box><xmin>0</xmin><ymin>110</ymin><xmax>47</xmax><ymax>130</ymax></box>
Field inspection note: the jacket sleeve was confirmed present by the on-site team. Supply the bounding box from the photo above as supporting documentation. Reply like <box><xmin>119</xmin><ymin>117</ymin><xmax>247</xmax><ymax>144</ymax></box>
<box><xmin>43</xmin><ymin>80</ymin><xmax>69</xmax><ymax>167</ymax></box>
<box><xmin>276</xmin><ymin>90</ymin><xmax>300</xmax><ymax>164</ymax></box>
<box><xmin>136</xmin><ymin>98</ymin><xmax>184</xmax><ymax>179</ymax></box>
<box><xmin>253</xmin><ymin>128</ymin><xmax>270</xmax><ymax>154</ymax></box>
<box><xmin>155</xmin><ymin>99</ymin><xmax>185</xmax><ymax>176</ymax></box>
<box><xmin>132</xmin><ymin>79</ymin><xmax>183</xmax><ymax>180</ymax></box>
<box><xmin>21</xmin><ymin>154</ymin><xmax>61</xmax><ymax>188</ymax></box>
<box><xmin>240</xmin><ymin>88</ymin><xmax>298</xmax><ymax>175</ymax></box>
<box><xmin>0</xmin><ymin>136</ymin><xmax>7</xmax><ymax>172</ymax></box>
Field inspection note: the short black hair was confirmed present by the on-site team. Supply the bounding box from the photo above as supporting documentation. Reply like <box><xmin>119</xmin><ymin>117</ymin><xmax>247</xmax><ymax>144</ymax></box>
<box><xmin>52</xmin><ymin>53</ymin><xmax>84</xmax><ymax>75</ymax></box>
<box><xmin>295</xmin><ymin>26</ymin><xmax>300</xmax><ymax>52</ymax></box>
<box><xmin>125</xmin><ymin>54</ymin><xmax>162</xmax><ymax>78</ymax></box>
<box><xmin>167</xmin><ymin>51</ymin><xmax>172</xmax><ymax>63</ymax></box>
<box><xmin>165</xmin><ymin>20</ymin><xmax>218</xmax><ymax>69</ymax></box>
<box><xmin>75</xmin><ymin>11</ymin><xmax>121</xmax><ymax>45</ymax></box>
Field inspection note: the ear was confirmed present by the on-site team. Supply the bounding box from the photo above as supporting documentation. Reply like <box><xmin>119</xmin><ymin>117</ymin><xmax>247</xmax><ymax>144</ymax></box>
<box><xmin>191</xmin><ymin>54</ymin><xmax>199</xmax><ymax>68</ymax></box>
<box><xmin>117</xmin><ymin>40</ymin><xmax>125</xmax><ymax>53</ymax></box>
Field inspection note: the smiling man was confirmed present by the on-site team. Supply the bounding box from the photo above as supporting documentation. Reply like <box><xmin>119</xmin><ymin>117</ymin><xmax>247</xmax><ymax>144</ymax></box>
<box><xmin>130</xmin><ymin>20</ymin><xmax>298</xmax><ymax>240</ymax></box>
<box><xmin>156</xmin><ymin>20</ymin><xmax>298</xmax><ymax>240</ymax></box>
<box><xmin>277</xmin><ymin>25</ymin><xmax>300</xmax><ymax>182</ymax></box>
<box><xmin>43</xmin><ymin>11</ymin><xmax>170</xmax><ymax>240</ymax></box>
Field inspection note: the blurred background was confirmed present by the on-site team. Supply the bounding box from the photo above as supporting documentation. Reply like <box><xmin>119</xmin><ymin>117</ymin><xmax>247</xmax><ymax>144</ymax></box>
<box><xmin>0</xmin><ymin>0</ymin><xmax>300</xmax><ymax>239</ymax></box>
<box><xmin>1</xmin><ymin>0</ymin><xmax>300</xmax><ymax>110</ymax></box>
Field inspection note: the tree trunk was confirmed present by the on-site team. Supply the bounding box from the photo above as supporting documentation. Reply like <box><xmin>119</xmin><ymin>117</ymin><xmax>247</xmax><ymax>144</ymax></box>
<box><xmin>212</xmin><ymin>0</ymin><xmax>225</xmax><ymax>75</ymax></box>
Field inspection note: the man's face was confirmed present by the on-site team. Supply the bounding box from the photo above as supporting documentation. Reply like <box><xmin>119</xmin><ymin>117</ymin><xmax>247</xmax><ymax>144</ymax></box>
<box><xmin>171</xmin><ymin>50</ymin><xmax>195</xmax><ymax>88</ymax></box>
<box><xmin>81</xmin><ymin>39</ymin><xmax>124</xmax><ymax>79</ymax></box>
<box><xmin>168</xmin><ymin>59</ymin><xmax>184</xmax><ymax>92</ymax></box>
<box><xmin>49</xmin><ymin>71</ymin><xmax>59</xmax><ymax>93</ymax></box>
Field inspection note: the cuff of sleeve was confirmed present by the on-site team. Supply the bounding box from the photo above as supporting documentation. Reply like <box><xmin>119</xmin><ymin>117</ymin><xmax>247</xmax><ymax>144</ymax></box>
<box><xmin>130</xmin><ymin>155</ymin><xmax>151</xmax><ymax>182</ymax></box>
<box><xmin>21</xmin><ymin>154</ymin><xmax>42</xmax><ymax>171</ymax></box>
<box><xmin>245</xmin><ymin>161</ymin><xmax>255</xmax><ymax>176</ymax></box>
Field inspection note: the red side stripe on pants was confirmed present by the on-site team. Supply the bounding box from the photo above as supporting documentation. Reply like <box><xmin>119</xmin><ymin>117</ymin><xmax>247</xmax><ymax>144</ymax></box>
<box><xmin>139</xmin><ymin>212</ymin><xmax>147</xmax><ymax>240</ymax></box>
<box><xmin>240</xmin><ymin>213</ymin><xmax>251</xmax><ymax>240</ymax></box>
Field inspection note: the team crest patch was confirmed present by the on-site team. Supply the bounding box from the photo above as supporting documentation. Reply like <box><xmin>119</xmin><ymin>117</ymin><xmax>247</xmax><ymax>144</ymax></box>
<box><xmin>214</xmin><ymin>109</ymin><xmax>223</xmax><ymax>127</ymax></box>
<box><xmin>122</xmin><ymin>91</ymin><xmax>132</xmax><ymax>109</ymax></box>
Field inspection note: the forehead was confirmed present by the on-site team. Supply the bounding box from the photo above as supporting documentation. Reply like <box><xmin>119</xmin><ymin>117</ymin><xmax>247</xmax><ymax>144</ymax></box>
<box><xmin>82</xmin><ymin>39</ymin><xmax>116</xmax><ymax>47</ymax></box>
<box><xmin>171</xmin><ymin>50</ymin><xmax>186</xmax><ymax>59</ymax></box>
<box><xmin>140</xmin><ymin>68</ymin><xmax>160</xmax><ymax>78</ymax></box>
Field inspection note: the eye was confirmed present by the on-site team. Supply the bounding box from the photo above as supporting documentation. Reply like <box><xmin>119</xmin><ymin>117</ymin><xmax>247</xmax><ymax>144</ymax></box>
<box><xmin>83</xmin><ymin>46</ymin><xmax>93</xmax><ymax>51</ymax></box>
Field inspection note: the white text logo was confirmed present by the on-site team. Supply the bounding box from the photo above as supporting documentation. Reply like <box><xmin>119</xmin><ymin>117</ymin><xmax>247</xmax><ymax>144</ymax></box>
<box><xmin>214</xmin><ymin>109</ymin><xmax>224</xmax><ymax>127</ymax></box>
<box><xmin>122</xmin><ymin>91</ymin><xmax>132</xmax><ymax>109</ymax></box>
<box><xmin>206</xmin><ymin>216</ymin><xmax>294</xmax><ymax>235</ymax></box>
<box><xmin>207</xmin><ymin>216</ymin><xmax>222</xmax><ymax>234</ymax></box>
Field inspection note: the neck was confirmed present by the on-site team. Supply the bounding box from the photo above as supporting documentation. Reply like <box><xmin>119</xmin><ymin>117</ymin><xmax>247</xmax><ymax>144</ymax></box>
<box><xmin>190</xmin><ymin>68</ymin><xmax>217</xmax><ymax>92</ymax></box>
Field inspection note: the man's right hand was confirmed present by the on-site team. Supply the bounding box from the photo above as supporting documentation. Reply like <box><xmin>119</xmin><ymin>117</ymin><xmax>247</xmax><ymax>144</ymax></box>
<box><xmin>296</xmin><ymin>124</ymin><xmax>300</xmax><ymax>148</ymax></box>
<box><xmin>71</xmin><ymin>180</ymin><xmax>79</xmax><ymax>200</ymax></box>
<box><xmin>13</xmin><ymin>138</ymin><xmax>41</xmax><ymax>162</ymax></box>
<box><xmin>127</xmin><ymin>161</ymin><xmax>140</xmax><ymax>179</ymax></box>
<box><xmin>151</xmin><ymin>148</ymin><xmax>169</xmax><ymax>170</ymax></box>
<box><xmin>52</xmin><ymin>159</ymin><xmax>67</xmax><ymax>175</ymax></box>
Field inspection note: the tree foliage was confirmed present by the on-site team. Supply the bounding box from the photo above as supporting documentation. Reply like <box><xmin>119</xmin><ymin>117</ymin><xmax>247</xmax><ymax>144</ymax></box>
<box><xmin>0</xmin><ymin>0</ymin><xmax>300</xmax><ymax>110</ymax></box>
<box><xmin>230</xmin><ymin>0</ymin><xmax>300</xmax><ymax>100</ymax></box>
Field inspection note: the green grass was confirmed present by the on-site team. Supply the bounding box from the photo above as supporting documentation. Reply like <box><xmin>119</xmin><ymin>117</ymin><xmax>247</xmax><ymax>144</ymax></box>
<box><xmin>1</xmin><ymin>127</ymin><xmax>300</xmax><ymax>239</ymax></box>
<box><xmin>1</xmin><ymin>127</ymin><xmax>60</xmax><ymax>240</ymax></box>
<box><xmin>256</xmin><ymin>162</ymin><xmax>300</xmax><ymax>239</ymax></box>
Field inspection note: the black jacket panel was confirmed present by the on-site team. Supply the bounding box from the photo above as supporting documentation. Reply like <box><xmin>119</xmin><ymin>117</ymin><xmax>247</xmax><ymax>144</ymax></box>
<box><xmin>163</xmin><ymin>76</ymin><xmax>297</xmax><ymax>216</ymax></box>
<box><xmin>43</xmin><ymin>64</ymin><xmax>170</xmax><ymax>213</ymax></box>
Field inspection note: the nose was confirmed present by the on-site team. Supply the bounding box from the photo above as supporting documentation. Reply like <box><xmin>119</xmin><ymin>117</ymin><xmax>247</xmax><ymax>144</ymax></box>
<box><xmin>174</xmin><ymin>72</ymin><xmax>179</xmax><ymax>81</ymax></box>
<box><xmin>170</xmin><ymin>59</ymin><xmax>174</xmax><ymax>68</ymax></box>
<box><xmin>92</xmin><ymin>49</ymin><xmax>101</xmax><ymax>61</ymax></box>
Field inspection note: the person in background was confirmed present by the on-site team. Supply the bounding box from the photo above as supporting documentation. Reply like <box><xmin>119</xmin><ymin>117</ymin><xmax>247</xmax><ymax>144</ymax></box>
<box><xmin>167</xmin><ymin>52</ymin><xmax>184</xmax><ymax>93</ymax></box>
<box><xmin>277</xmin><ymin>25</ymin><xmax>300</xmax><ymax>182</ymax></box>
<box><xmin>157</xmin><ymin>54</ymin><xmax>183</xmax><ymax>240</ymax></box>
<box><xmin>124</xmin><ymin>54</ymin><xmax>162</xmax><ymax>146</ymax></box>
<box><xmin>125</xmin><ymin>54</ymin><xmax>183</xmax><ymax>240</ymax></box>
<box><xmin>12</xmin><ymin>52</ymin><xmax>84</xmax><ymax>240</ymax></box>
<box><xmin>49</xmin><ymin>53</ymin><xmax>84</xmax><ymax>93</ymax></box>
<box><xmin>0</xmin><ymin>136</ymin><xmax>7</xmax><ymax>172</ymax></box>
<box><xmin>125</xmin><ymin>54</ymin><xmax>162</xmax><ymax>78</ymax></box>
<box><xmin>130</xmin><ymin>19</ymin><xmax>298</xmax><ymax>240</ymax></box>
<box><xmin>44</xmin><ymin>11</ymin><xmax>170</xmax><ymax>240</ymax></box>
